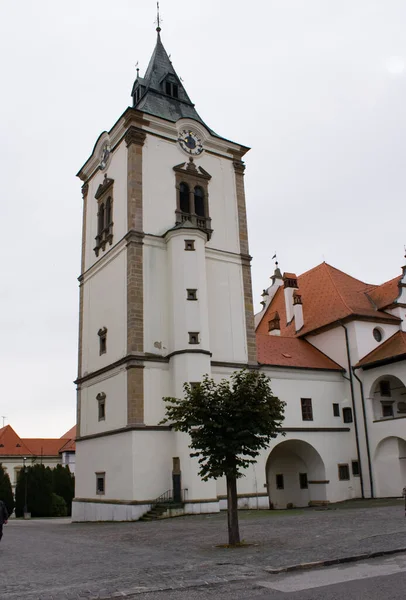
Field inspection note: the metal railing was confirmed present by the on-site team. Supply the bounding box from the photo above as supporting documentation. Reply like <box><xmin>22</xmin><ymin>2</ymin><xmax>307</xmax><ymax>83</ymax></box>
<box><xmin>154</xmin><ymin>489</ymin><xmax>187</xmax><ymax>504</ymax></box>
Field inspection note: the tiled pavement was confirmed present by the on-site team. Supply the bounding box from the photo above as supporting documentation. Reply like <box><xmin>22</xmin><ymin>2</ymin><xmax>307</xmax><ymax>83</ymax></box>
<box><xmin>1</xmin><ymin>502</ymin><xmax>405</xmax><ymax>600</ymax></box>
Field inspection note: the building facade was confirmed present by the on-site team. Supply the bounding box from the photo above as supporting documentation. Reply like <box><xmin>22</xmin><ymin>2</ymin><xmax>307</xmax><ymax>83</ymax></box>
<box><xmin>73</xmin><ymin>28</ymin><xmax>406</xmax><ymax>521</ymax></box>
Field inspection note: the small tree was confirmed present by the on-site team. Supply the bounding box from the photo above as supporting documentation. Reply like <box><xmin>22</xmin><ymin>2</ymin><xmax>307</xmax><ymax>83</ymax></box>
<box><xmin>0</xmin><ymin>463</ymin><xmax>14</xmax><ymax>515</ymax></box>
<box><xmin>162</xmin><ymin>369</ymin><xmax>286</xmax><ymax>545</ymax></box>
<box><xmin>52</xmin><ymin>465</ymin><xmax>75</xmax><ymax>515</ymax></box>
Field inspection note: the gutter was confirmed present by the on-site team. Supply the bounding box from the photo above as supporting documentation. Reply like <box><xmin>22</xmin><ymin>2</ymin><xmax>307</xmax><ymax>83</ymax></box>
<box><xmin>340</xmin><ymin>323</ymin><xmax>364</xmax><ymax>498</ymax></box>
<box><xmin>352</xmin><ymin>366</ymin><xmax>374</xmax><ymax>498</ymax></box>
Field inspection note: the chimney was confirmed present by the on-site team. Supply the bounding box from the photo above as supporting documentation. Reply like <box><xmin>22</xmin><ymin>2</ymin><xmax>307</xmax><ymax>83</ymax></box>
<box><xmin>293</xmin><ymin>290</ymin><xmax>304</xmax><ymax>331</ymax></box>
<box><xmin>268</xmin><ymin>311</ymin><xmax>281</xmax><ymax>336</ymax></box>
<box><xmin>283</xmin><ymin>272</ymin><xmax>298</xmax><ymax>324</ymax></box>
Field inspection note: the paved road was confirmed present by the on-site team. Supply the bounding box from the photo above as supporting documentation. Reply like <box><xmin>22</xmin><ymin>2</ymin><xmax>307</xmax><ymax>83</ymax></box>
<box><xmin>1</xmin><ymin>503</ymin><xmax>405</xmax><ymax>599</ymax></box>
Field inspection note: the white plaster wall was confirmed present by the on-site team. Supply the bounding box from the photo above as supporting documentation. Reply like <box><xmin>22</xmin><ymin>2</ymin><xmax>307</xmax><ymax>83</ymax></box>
<box><xmin>306</xmin><ymin>327</ymin><xmax>348</xmax><ymax>370</ymax></box>
<box><xmin>388</xmin><ymin>306</ymin><xmax>406</xmax><ymax>331</ymax></box>
<box><xmin>347</xmin><ymin>321</ymin><xmax>400</xmax><ymax>364</ymax></box>
<box><xmin>206</xmin><ymin>251</ymin><xmax>247</xmax><ymax>363</ymax></box>
<box><xmin>75</xmin><ymin>434</ymin><xmax>134</xmax><ymax>501</ymax></box>
<box><xmin>142</xmin><ymin>135</ymin><xmax>240</xmax><ymax>253</ymax></box>
<box><xmin>166</xmin><ymin>229</ymin><xmax>210</xmax><ymax>354</ymax></box>
<box><xmin>143</xmin><ymin>363</ymin><xmax>171</xmax><ymax>425</ymax></box>
<box><xmin>131</xmin><ymin>430</ymin><xmax>175</xmax><ymax>500</ymax></box>
<box><xmin>84</xmin><ymin>141</ymin><xmax>128</xmax><ymax>272</ymax></box>
<box><xmin>80</xmin><ymin>369</ymin><xmax>127</xmax><ymax>436</ymax></box>
<box><xmin>81</xmin><ymin>246</ymin><xmax>127</xmax><ymax>375</ymax></box>
<box><xmin>143</xmin><ymin>237</ymin><xmax>170</xmax><ymax>356</ymax></box>
<box><xmin>373</xmin><ymin>437</ymin><xmax>406</xmax><ymax>497</ymax></box>
<box><xmin>72</xmin><ymin>501</ymin><xmax>151</xmax><ymax>522</ymax></box>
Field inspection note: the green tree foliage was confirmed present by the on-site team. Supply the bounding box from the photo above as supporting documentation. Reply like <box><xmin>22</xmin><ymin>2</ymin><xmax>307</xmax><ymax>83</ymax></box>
<box><xmin>0</xmin><ymin>463</ymin><xmax>14</xmax><ymax>515</ymax></box>
<box><xmin>15</xmin><ymin>464</ymin><xmax>53</xmax><ymax>518</ymax></box>
<box><xmin>52</xmin><ymin>465</ymin><xmax>75</xmax><ymax>515</ymax></box>
<box><xmin>50</xmin><ymin>493</ymin><xmax>67</xmax><ymax>517</ymax></box>
<box><xmin>162</xmin><ymin>370</ymin><xmax>286</xmax><ymax>545</ymax></box>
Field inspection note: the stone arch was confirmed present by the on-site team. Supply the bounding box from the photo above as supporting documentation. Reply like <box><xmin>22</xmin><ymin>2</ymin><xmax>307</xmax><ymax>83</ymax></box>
<box><xmin>374</xmin><ymin>436</ymin><xmax>406</xmax><ymax>497</ymax></box>
<box><xmin>368</xmin><ymin>375</ymin><xmax>406</xmax><ymax>420</ymax></box>
<box><xmin>265</xmin><ymin>439</ymin><xmax>327</xmax><ymax>509</ymax></box>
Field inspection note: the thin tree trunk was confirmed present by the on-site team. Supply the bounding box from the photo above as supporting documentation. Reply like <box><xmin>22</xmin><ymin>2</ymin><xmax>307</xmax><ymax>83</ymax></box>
<box><xmin>226</xmin><ymin>473</ymin><xmax>240</xmax><ymax>545</ymax></box>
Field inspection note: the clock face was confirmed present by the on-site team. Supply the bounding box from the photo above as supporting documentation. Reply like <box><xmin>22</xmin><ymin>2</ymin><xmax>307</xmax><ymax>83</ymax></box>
<box><xmin>178</xmin><ymin>129</ymin><xmax>204</xmax><ymax>156</ymax></box>
<box><xmin>100</xmin><ymin>143</ymin><xmax>111</xmax><ymax>170</ymax></box>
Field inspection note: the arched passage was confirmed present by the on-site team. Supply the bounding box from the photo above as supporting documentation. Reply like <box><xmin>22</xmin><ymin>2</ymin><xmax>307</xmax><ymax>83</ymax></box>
<box><xmin>374</xmin><ymin>436</ymin><xmax>406</xmax><ymax>497</ymax></box>
<box><xmin>266</xmin><ymin>440</ymin><xmax>327</xmax><ymax>508</ymax></box>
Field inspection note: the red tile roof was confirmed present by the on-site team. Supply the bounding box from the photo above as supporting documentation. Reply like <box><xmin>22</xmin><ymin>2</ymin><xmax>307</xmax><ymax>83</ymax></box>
<box><xmin>61</xmin><ymin>425</ymin><xmax>76</xmax><ymax>439</ymax></box>
<box><xmin>0</xmin><ymin>425</ymin><xmax>76</xmax><ymax>457</ymax></box>
<box><xmin>256</xmin><ymin>263</ymin><xmax>400</xmax><ymax>338</ymax></box>
<box><xmin>257</xmin><ymin>335</ymin><xmax>343</xmax><ymax>370</ymax></box>
<box><xmin>368</xmin><ymin>276</ymin><xmax>402</xmax><ymax>309</ymax></box>
<box><xmin>0</xmin><ymin>426</ymin><xmax>34</xmax><ymax>456</ymax></box>
<box><xmin>356</xmin><ymin>331</ymin><xmax>406</xmax><ymax>368</ymax></box>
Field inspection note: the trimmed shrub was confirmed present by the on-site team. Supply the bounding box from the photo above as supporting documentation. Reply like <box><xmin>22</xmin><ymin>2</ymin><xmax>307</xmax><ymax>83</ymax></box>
<box><xmin>52</xmin><ymin>465</ymin><xmax>74</xmax><ymax>516</ymax></box>
<box><xmin>0</xmin><ymin>463</ymin><xmax>14</xmax><ymax>515</ymax></box>
<box><xmin>50</xmin><ymin>493</ymin><xmax>67</xmax><ymax>517</ymax></box>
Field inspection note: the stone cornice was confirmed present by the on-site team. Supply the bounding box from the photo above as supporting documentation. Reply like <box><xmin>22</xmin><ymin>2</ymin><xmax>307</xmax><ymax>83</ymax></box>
<box><xmin>125</xmin><ymin>126</ymin><xmax>147</xmax><ymax>147</ymax></box>
<box><xmin>95</xmin><ymin>176</ymin><xmax>114</xmax><ymax>199</ymax></box>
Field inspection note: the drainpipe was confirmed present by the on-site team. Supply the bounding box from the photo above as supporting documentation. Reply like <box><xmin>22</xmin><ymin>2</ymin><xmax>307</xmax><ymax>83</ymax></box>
<box><xmin>353</xmin><ymin>366</ymin><xmax>374</xmax><ymax>498</ymax></box>
<box><xmin>340</xmin><ymin>323</ymin><xmax>364</xmax><ymax>498</ymax></box>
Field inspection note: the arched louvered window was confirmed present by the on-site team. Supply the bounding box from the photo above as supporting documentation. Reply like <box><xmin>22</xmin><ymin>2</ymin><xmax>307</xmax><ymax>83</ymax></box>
<box><xmin>105</xmin><ymin>197</ymin><xmax>112</xmax><ymax>228</ymax></box>
<box><xmin>179</xmin><ymin>183</ymin><xmax>190</xmax><ymax>214</ymax></box>
<box><xmin>194</xmin><ymin>186</ymin><xmax>205</xmax><ymax>217</ymax></box>
<box><xmin>98</xmin><ymin>203</ymin><xmax>105</xmax><ymax>236</ymax></box>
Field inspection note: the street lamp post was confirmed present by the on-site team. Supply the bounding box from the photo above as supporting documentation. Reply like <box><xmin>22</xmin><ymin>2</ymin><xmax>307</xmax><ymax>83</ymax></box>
<box><xmin>22</xmin><ymin>457</ymin><xmax>28</xmax><ymax>518</ymax></box>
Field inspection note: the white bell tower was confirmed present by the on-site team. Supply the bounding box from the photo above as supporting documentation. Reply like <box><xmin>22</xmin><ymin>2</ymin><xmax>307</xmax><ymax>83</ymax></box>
<box><xmin>73</xmin><ymin>25</ymin><xmax>256</xmax><ymax>521</ymax></box>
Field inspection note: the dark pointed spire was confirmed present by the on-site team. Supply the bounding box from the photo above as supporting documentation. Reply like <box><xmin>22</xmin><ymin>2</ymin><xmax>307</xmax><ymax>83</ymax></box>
<box><xmin>131</xmin><ymin>28</ymin><xmax>209</xmax><ymax>127</ymax></box>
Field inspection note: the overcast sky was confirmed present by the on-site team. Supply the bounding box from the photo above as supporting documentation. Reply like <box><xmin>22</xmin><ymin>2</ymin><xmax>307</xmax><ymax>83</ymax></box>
<box><xmin>1</xmin><ymin>1</ymin><xmax>405</xmax><ymax>437</ymax></box>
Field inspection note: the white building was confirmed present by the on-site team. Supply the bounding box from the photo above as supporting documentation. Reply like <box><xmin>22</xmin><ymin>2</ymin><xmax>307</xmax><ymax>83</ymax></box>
<box><xmin>72</xmin><ymin>27</ymin><xmax>406</xmax><ymax>521</ymax></box>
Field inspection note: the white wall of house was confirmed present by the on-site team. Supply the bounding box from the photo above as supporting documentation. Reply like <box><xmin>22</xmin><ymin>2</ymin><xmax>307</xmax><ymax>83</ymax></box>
<box><xmin>79</xmin><ymin>369</ymin><xmax>128</xmax><ymax>436</ymax></box>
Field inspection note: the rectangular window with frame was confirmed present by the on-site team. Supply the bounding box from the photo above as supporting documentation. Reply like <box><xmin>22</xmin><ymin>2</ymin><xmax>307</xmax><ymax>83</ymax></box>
<box><xmin>342</xmin><ymin>407</ymin><xmax>353</xmax><ymax>423</ymax></box>
<box><xmin>299</xmin><ymin>473</ymin><xmax>308</xmax><ymax>489</ymax></box>
<box><xmin>382</xmin><ymin>403</ymin><xmax>394</xmax><ymax>418</ymax></box>
<box><xmin>301</xmin><ymin>398</ymin><xmax>313</xmax><ymax>421</ymax></box>
<box><xmin>338</xmin><ymin>464</ymin><xmax>350</xmax><ymax>481</ymax></box>
<box><xmin>276</xmin><ymin>474</ymin><xmax>284</xmax><ymax>489</ymax></box>
<box><xmin>351</xmin><ymin>461</ymin><xmax>360</xmax><ymax>476</ymax></box>
<box><xmin>187</xmin><ymin>289</ymin><xmax>197</xmax><ymax>301</ymax></box>
<box><xmin>97</xmin><ymin>396</ymin><xmax>106</xmax><ymax>421</ymax></box>
<box><xmin>96</xmin><ymin>472</ymin><xmax>105</xmax><ymax>495</ymax></box>
<box><xmin>333</xmin><ymin>403</ymin><xmax>340</xmax><ymax>417</ymax></box>
<box><xmin>184</xmin><ymin>240</ymin><xmax>195</xmax><ymax>251</ymax></box>
<box><xmin>98</xmin><ymin>327</ymin><xmax>107</xmax><ymax>355</ymax></box>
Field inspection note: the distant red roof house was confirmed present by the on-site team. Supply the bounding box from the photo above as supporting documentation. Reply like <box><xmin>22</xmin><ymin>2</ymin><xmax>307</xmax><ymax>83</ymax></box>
<box><xmin>0</xmin><ymin>425</ymin><xmax>76</xmax><ymax>458</ymax></box>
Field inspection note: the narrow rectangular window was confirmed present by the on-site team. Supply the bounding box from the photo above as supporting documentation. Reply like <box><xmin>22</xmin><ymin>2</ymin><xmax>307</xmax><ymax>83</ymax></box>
<box><xmin>187</xmin><ymin>289</ymin><xmax>197</xmax><ymax>301</ymax></box>
<box><xmin>172</xmin><ymin>84</ymin><xmax>179</xmax><ymax>98</ymax></box>
<box><xmin>299</xmin><ymin>473</ymin><xmax>308</xmax><ymax>489</ymax></box>
<box><xmin>351</xmin><ymin>461</ymin><xmax>360</xmax><ymax>476</ymax></box>
<box><xmin>301</xmin><ymin>398</ymin><xmax>313</xmax><ymax>421</ymax></box>
<box><xmin>184</xmin><ymin>240</ymin><xmax>195</xmax><ymax>251</ymax></box>
<box><xmin>342</xmin><ymin>407</ymin><xmax>353</xmax><ymax>423</ymax></box>
<box><xmin>97</xmin><ymin>394</ymin><xmax>106</xmax><ymax>421</ymax></box>
<box><xmin>98</xmin><ymin>327</ymin><xmax>107</xmax><ymax>355</ymax></box>
<box><xmin>96</xmin><ymin>472</ymin><xmax>105</xmax><ymax>495</ymax></box>
<box><xmin>165</xmin><ymin>81</ymin><xmax>171</xmax><ymax>95</ymax></box>
<box><xmin>333</xmin><ymin>403</ymin><xmax>340</xmax><ymax>417</ymax></box>
<box><xmin>382</xmin><ymin>403</ymin><xmax>394</xmax><ymax>418</ymax></box>
<box><xmin>338</xmin><ymin>464</ymin><xmax>350</xmax><ymax>481</ymax></box>
<box><xmin>188</xmin><ymin>332</ymin><xmax>199</xmax><ymax>344</ymax></box>
<box><xmin>276</xmin><ymin>474</ymin><xmax>284</xmax><ymax>489</ymax></box>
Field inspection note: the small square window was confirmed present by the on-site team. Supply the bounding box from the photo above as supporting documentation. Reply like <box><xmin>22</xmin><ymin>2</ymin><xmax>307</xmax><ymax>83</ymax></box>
<box><xmin>333</xmin><ymin>403</ymin><xmax>340</xmax><ymax>417</ymax></box>
<box><xmin>96</xmin><ymin>472</ymin><xmax>105</xmax><ymax>495</ymax></box>
<box><xmin>379</xmin><ymin>380</ymin><xmax>391</xmax><ymax>397</ymax></box>
<box><xmin>343</xmin><ymin>407</ymin><xmax>353</xmax><ymax>423</ymax></box>
<box><xmin>338</xmin><ymin>464</ymin><xmax>350</xmax><ymax>481</ymax></box>
<box><xmin>184</xmin><ymin>240</ymin><xmax>195</xmax><ymax>251</ymax></box>
<box><xmin>187</xmin><ymin>289</ymin><xmax>197</xmax><ymax>301</ymax></box>
<box><xmin>188</xmin><ymin>332</ymin><xmax>199</xmax><ymax>344</ymax></box>
<box><xmin>98</xmin><ymin>327</ymin><xmax>107</xmax><ymax>355</ymax></box>
<box><xmin>276</xmin><ymin>474</ymin><xmax>284</xmax><ymax>489</ymax></box>
<box><xmin>299</xmin><ymin>473</ymin><xmax>308</xmax><ymax>489</ymax></box>
<box><xmin>382</xmin><ymin>403</ymin><xmax>394</xmax><ymax>418</ymax></box>
<box><xmin>301</xmin><ymin>398</ymin><xmax>313</xmax><ymax>421</ymax></box>
<box><xmin>351</xmin><ymin>461</ymin><xmax>360</xmax><ymax>476</ymax></box>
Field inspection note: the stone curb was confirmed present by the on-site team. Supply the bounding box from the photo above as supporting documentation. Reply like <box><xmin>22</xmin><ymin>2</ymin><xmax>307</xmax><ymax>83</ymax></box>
<box><xmin>265</xmin><ymin>546</ymin><xmax>406</xmax><ymax>574</ymax></box>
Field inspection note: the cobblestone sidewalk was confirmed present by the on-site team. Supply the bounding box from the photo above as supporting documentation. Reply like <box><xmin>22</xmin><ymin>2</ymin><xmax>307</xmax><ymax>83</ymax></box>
<box><xmin>1</xmin><ymin>503</ymin><xmax>405</xmax><ymax>600</ymax></box>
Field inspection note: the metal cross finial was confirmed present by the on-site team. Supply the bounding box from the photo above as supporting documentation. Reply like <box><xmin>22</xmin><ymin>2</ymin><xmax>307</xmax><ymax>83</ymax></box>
<box><xmin>156</xmin><ymin>2</ymin><xmax>161</xmax><ymax>32</ymax></box>
<box><xmin>272</xmin><ymin>252</ymin><xmax>278</xmax><ymax>267</ymax></box>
